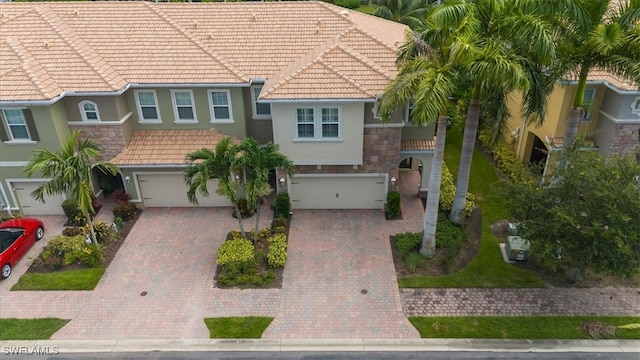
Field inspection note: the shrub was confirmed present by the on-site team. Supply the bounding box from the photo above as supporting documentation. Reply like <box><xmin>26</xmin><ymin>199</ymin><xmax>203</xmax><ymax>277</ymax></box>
<box><xmin>62</xmin><ymin>227</ymin><xmax>84</xmax><ymax>237</ymax></box>
<box><xmin>79</xmin><ymin>243</ymin><xmax>104</xmax><ymax>267</ymax></box>
<box><xmin>84</xmin><ymin>220</ymin><xmax>110</xmax><ymax>242</ymax></box>
<box><xmin>41</xmin><ymin>235</ymin><xmax>86</xmax><ymax>266</ymax></box>
<box><xmin>267</xmin><ymin>233</ymin><xmax>287</xmax><ymax>268</ymax></box>
<box><xmin>439</xmin><ymin>162</ymin><xmax>475</xmax><ymax>216</ymax></box>
<box><xmin>257</xmin><ymin>227</ymin><xmax>272</xmax><ymax>241</ymax></box>
<box><xmin>404</xmin><ymin>252</ymin><xmax>423</xmax><ymax>273</ymax></box>
<box><xmin>61</xmin><ymin>199</ymin><xmax>82</xmax><ymax>224</ymax></box>
<box><xmin>232</xmin><ymin>199</ymin><xmax>254</xmax><ymax>219</ymax></box>
<box><xmin>271</xmin><ymin>216</ymin><xmax>286</xmax><ymax>229</ymax></box>
<box><xmin>272</xmin><ymin>226</ymin><xmax>285</xmax><ymax>235</ymax></box>
<box><xmin>112</xmin><ymin>203</ymin><xmax>137</xmax><ymax>221</ymax></box>
<box><xmin>386</xmin><ymin>191</ymin><xmax>401</xmax><ymax>218</ymax></box>
<box><xmin>274</xmin><ymin>193</ymin><xmax>291</xmax><ymax>219</ymax></box>
<box><xmin>113</xmin><ymin>188</ymin><xmax>131</xmax><ymax>205</ymax></box>
<box><xmin>479</xmin><ymin>131</ymin><xmax>535</xmax><ymax>185</ymax></box>
<box><xmin>216</xmin><ymin>238</ymin><xmax>255</xmax><ymax>275</ymax></box>
<box><xmin>435</xmin><ymin>213</ymin><xmax>463</xmax><ymax>249</ymax></box>
<box><xmin>394</xmin><ymin>232</ymin><xmax>421</xmax><ymax>255</ymax></box>
<box><xmin>335</xmin><ymin>0</ymin><xmax>360</xmax><ymax>9</ymax></box>
<box><xmin>228</xmin><ymin>230</ymin><xmax>243</xmax><ymax>240</ymax></box>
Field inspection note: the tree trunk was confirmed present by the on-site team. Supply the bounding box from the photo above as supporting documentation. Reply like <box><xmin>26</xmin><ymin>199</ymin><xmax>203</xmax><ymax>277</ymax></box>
<box><xmin>233</xmin><ymin>202</ymin><xmax>246</xmax><ymax>238</ymax></box>
<box><xmin>85</xmin><ymin>213</ymin><xmax>98</xmax><ymax>245</ymax></box>
<box><xmin>420</xmin><ymin>115</ymin><xmax>447</xmax><ymax>257</ymax></box>
<box><xmin>563</xmin><ymin>107</ymin><xmax>583</xmax><ymax>150</ymax></box>
<box><xmin>253</xmin><ymin>200</ymin><xmax>260</xmax><ymax>245</ymax></box>
<box><xmin>450</xmin><ymin>99</ymin><xmax>480</xmax><ymax>225</ymax></box>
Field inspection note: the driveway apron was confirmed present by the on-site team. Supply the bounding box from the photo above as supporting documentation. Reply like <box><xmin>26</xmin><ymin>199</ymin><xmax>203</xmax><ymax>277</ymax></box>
<box><xmin>263</xmin><ymin>209</ymin><xmax>420</xmax><ymax>339</ymax></box>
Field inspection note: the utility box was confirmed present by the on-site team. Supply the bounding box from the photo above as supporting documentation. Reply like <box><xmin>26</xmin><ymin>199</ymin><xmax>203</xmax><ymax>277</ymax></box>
<box><xmin>506</xmin><ymin>236</ymin><xmax>530</xmax><ymax>261</ymax></box>
<box><xmin>508</xmin><ymin>222</ymin><xmax>520</xmax><ymax>235</ymax></box>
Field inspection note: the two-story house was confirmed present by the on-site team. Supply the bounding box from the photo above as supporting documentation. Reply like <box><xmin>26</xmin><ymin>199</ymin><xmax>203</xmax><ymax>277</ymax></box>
<box><xmin>0</xmin><ymin>1</ymin><xmax>435</xmax><ymax>216</ymax></box>
<box><xmin>506</xmin><ymin>70</ymin><xmax>640</xmax><ymax>176</ymax></box>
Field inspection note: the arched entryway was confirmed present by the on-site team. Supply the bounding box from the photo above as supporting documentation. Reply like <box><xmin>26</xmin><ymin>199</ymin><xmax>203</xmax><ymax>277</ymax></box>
<box><xmin>396</xmin><ymin>156</ymin><xmax>426</xmax><ymax>197</ymax></box>
<box><xmin>92</xmin><ymin>167</ymin><xmax>124</xmax><ymax>196</ymax></box>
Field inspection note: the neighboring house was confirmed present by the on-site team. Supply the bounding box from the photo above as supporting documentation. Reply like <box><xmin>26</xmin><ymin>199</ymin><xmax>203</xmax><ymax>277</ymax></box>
<box><xmin>506</xmin><ymin>70</ymin><xmax>640</xmax><ymax>176</ymax></box>
<box><xmin>0</xmin><ymin>1</ymin><xmax>435</xmax><ymax>215</ymax></box>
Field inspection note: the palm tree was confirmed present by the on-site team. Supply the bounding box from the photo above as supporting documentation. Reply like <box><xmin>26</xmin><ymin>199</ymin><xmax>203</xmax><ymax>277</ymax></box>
<box><xmin>237</xmin><ymin>138</ymin><xmax>295</xmax><ymax>245</ymax></box>
<box><xmin>25</xmin><ymin>130</ymin><xmax>117</xmax><ymax>244</ymax></box>
<box><xmin>519</xmin><ymin>0</ymin><xmax>640</xmax><ymax>150</ymax></box>
<box><xmin>372</xmin><ymin>0</ymin><xmax>429</xmax><ymax>28</ymax></box>
<box><xmin>430</xmin><ymin>0</ymin><xmax>557</xmax><ymax>224</ymax></box>
<box><xmin>184</xmin><ymin>137</ymin><xmax>248</xmax><ymax>237</ymax></box>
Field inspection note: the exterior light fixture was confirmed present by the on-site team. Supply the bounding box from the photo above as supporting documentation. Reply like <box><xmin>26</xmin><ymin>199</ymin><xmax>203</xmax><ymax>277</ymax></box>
<box><xmin>390</xmin><ymin>176</ymin><xmax>397</xmax><ymax>186</ymax></box>
<box><xmin>279</xmin><ymin>177</ymin><xmax>286</xmax><ymax>186</ymax></box>
<box><xmin>124</xmin><ymin>176</ymin><xmax>131</xmax><ymax>184</ymax></box>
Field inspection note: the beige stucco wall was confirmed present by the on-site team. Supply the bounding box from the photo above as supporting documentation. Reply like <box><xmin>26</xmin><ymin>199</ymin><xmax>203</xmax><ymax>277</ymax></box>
<box><xmin>63</xmin><ymin>95</ymin><xmax>124</xmax><ymax>122</ymax></box>
<box><xmin>271</xmin><ymin>102</ymin><xmax>364</xmax><ymax>165</ymax></box>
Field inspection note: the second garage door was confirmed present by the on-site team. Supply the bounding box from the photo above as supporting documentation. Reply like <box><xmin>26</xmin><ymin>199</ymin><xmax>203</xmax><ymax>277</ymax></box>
<box><xmin>138</xmin><ymin>173</ymin><xmax>231</xmax><ymax>207</ymax></box>
<box><xmin>12</xmin><ymin>181</ymin><xmax>65</xmax><ymax>216</ymax></box>
<box><xmin>290</xmin><ymin>175</ymin><xmax>386</xmax><ymax>209</ymax></box>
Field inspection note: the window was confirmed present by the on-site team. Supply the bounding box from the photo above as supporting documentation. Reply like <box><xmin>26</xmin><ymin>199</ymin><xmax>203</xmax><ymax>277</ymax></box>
<box><xmin>296</xmin><ymin>108</ymin><xmax>315</xmax><ymax>138</ymax></box>
<box><xmin>632</xmin><ymin>97</ymin><xmax>640</xmax><ymax>115</ymax></box>
<box><xmin>2</xmin><ymin>109</ymin><xmax>30</xmax><ymax>140</ymax></box>
<box><xmin>372</xmin><ymin>99</ymin><xmax>382</xmax><ymax>120</ymax></box>
<box><xmin>208</xmin><ymin>90</ymin><xmax>233</xmax><ymax>123</ymax></box>
<box><xmin>251</xmin><ymin>85</ymin><xmax>271</xmax><ymax>118</ymax></box>
<box><xmin>135</xmin><ymin>90</ymin><xmax>161</xmax><ymax>123</ymax></box>
<box><xmin>79</xmin><ymin>101</ymin><xmax>100</xmax><ymax>122</ymax></box>
<box><xmin>295</xmin><ymin>106</ymin><xmax>341</xmax><ymax>140</ymax></box>
<box><xmin>405</xmin><ymin>99</ymin><xmax>414</xmax><ymax>123</ymax></box>
<box><xmin>581</xmin><ymin>89</ymin><xmax>596</xmax><ymax>122</ymax></box>
<box><xmin>171</xmin><ymin>90</ymin><xmax>197</xmax><ymax>123</ymax></box>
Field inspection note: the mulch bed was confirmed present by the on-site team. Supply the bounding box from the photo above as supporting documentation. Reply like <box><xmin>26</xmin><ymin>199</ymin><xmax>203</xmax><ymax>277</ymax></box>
<box><xmin>391</xmin><ymin>207</ymin><xmax>482</xmax><ymax>277</ymax></box>
<box><xmin>27</xmin><ymin>209</ymin><xmax>142</xmax><ymax>274</ymax></box>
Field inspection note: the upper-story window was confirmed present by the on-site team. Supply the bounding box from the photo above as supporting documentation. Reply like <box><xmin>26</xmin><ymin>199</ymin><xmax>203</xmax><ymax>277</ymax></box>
<box><xmin>135</xmin><ymin>90</ymin><xmax>161</xmax><ymax>123</ymax></box>
<box><xmin>251</xmin><ymin>85</ymin><xmax>271</xmax><ymax>119</ymax></box>
<box><xmin>295</xmin><ymin>106</ymin><xmax>341</xmax><ymax>140</ymax></box>
<box><xmin>405</xmin><ymin>99</ymin><xmax>414</xmax><ymax>123</ymax></box>
<box><xmin>208</xmin><ymin>90</ymin><xmax>233</xmax><ymax>123</ymax></box>
<box><xmin>0</xmin><ymin>108</ymin><xmax>39</xmax><ymax>142</ymax></box>
<box><xmin>79</xmin><ymin>101</ymin><xmax>100</xmax><ymax>122</ymax></box>
<box><xmin>631</xmin><ymin>97</ymin><xmax>640</xmax><ymax>116</ymax></box>
<box><xmin>581</xmin><ymin>88</ymin><xmax>596</xmax><ymax>122</ymax></box>
<box><xmin>171</xmin><ymin>90</ymin><xmax>197</xmax><ymax>123</ymax></box>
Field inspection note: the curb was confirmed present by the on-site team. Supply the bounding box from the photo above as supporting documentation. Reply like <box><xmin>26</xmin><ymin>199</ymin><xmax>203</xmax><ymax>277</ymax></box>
<box><xmin>1</xmin><ymin>339</ymin><xmax>638</xmax><ymax>353</ymax></box>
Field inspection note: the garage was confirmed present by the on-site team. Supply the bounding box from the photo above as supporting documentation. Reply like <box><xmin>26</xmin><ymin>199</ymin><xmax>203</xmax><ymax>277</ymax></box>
<box><xmin>290</xmin><ymin>175</ymin><xmax>386</xmax><ymax>209</ymax></box>
<box><xmin>11</xmin><ymin>181</ymin><xmax>65</xmax><ymax>215</ymax></box>
<box><xmin>137</xmin><ymin>173</ymin><xmax>231</xmax><ymax>207</ymax></box>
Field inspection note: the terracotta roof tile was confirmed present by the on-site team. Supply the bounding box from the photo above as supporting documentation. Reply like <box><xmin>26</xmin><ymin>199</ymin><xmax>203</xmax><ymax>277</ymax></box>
<box><xmin>111</xmin><ymin>129</ymin><xmax>239</xmax><ymax>166</ymax></box>
<box><xmin>401</xmin><ymin>139</ymin><xmax>436</xmax><ymax>151</ymax></box>
<box><xmin>0</xmin><ymin>2</ymin><xmax>406</xmax><ymax>101</ymax></box>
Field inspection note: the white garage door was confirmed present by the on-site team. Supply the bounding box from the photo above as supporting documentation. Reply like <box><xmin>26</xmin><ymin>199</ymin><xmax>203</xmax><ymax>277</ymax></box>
<box><xmin>12</xmin><ymin>181</ymin><xmax>65</xmax><ymax>215</ymax></box>
<box><xmin>290</xmin><ymin>175</ymin><xmax>386</xmax><ymax>209</ymax></box>
<box><xmin>138</xmin><ymin>173</ymin><xmax>231</xmax><ymax>208</ymax></box>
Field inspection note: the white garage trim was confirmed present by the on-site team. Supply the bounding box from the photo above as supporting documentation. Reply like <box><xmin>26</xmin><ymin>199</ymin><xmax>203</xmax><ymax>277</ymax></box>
<box><xmin>6</xmin><ymin>178</ymin><xmax>67</xmax><ymax>215</ymax></box>
<box><xmin>289</xmin><ymin>173</ymin><xmax>388</xmax><ymax>210</ymax></box>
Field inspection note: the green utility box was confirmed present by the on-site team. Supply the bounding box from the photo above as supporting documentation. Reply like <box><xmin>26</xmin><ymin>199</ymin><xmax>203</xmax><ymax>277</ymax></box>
<box><xmin>506</xmin><ymin>236</ymin><xmax>530</xmax><ymax>261</ymax></box>
<box><xmin>508</xmin><ymin>222</ymin><xmax>520</xmax><ymax>235</ymax></box>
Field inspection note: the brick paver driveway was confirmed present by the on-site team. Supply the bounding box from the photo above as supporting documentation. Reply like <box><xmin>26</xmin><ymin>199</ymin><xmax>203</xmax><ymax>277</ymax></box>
<box><xmin>263</xmin><ymin>209</ymin><xmax>420</xmax><ymax>339</ymax></box>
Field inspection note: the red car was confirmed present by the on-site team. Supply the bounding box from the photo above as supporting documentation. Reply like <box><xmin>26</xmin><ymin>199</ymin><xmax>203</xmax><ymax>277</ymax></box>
<box><xmin>0</xmin><ymin>218</ymin><xmax>44</xmax><ymax>279</ymax></box>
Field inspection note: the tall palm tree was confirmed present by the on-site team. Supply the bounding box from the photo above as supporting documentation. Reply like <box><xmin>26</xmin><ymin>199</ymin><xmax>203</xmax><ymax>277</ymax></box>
<box><xmin>519</xmin><ymin>0</ymin><xmax>640</xmax><ymax>150</ymax></box>
<box><xmin>184</xmin><ymin>137</ymin><xmax>248</xmax><ymax>237</ymax></box>
<box><xmin>237</xmin><ymin>138</ymin><xmax>295</xmax><ymax>245</ymax></box>
<box><xmin>372</xmin><ymin>0</ymin><xmax>429</xmax><ymax>28</ymax></box>
<box><xmin>25</xmin><ymin>130</ymin><xmax>117</xmax><ymax>244</ymax></box>
<box><xmin>430</xmin><ymin>0</ymin><xmax>557</xmax><ymax>224</ymax></box>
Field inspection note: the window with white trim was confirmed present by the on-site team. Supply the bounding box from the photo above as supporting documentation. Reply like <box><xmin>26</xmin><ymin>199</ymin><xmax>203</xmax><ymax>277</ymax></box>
<box><xmin>79</xmin><ymin>101</ymin><xmax>100</xmax><ymax>122</ymax></box>
<box><xmin>631</xmin><ymin>97</ymin><xmax>640</xmax><ymax>115</ymax></box>
<box><xmin>581</xmin><ymin>88</ymin><xmax>596</xmax><ymax>122</ymax></box>
<box><xmin>295</xmin><ymin>106</ymin><xmax>341</xmax><ymax>140</ymax></box>
<box><xmin>2</xmin><ymin>109</ymin><xmax>30</xmax><ymax>140</ymax></box>
<box><xmin>171</xmin><ymin>90</ymin><xmax>197</xmax><ymax>123</ymax></box>
<box><xmin>208</xmin><ymin>90</ymin><xmax>233</xmax><ymax>122</ymax></box>
<box><xmin>251</xmin><ymin>85</ymin><xmax>271</xmax><ymax>118</ymax></box>
<box><xmin>405</xmin><ymin>99</ymin><xmax>414</xmax><ymax>123</ymax></box>
<box><xmin>135</xmin><ymin>90</ymin><xmax>161</xmax><ymax>123</ymax></box>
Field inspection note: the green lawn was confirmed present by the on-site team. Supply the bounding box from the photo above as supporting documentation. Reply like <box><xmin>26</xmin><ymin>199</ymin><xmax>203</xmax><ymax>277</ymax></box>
<box><xmin>11</xmin><ymin>268</ymin><xmax>106</xmax><ymax>291</ymax></box>
<box><xmin>409</xmin><ymin>316</ymin><xmax>640</xmax><ymax>339</ymax></box>
<box><xmin>355</xmin><ymin>4</ymin><xmax>377</xmax><ymax>14</ymax></box>
<box><xmin>0</xmin><ymin>318</ymin><xmax>69</xmax><ymax>340</ymax></box>
<box><xmin>204</xmin><ymin>317</ymin><xmax>273</xmax><ymax>338</ymax></box>
<box><xmin>399</xmin><ymin>127</ymin><xmax>544</xmax><ymax>288</ymax></box>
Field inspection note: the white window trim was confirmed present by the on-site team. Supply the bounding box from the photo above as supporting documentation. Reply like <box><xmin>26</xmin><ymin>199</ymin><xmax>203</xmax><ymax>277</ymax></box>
<box><xmin>134</xmin><ymin>90</ymin><xmax>162</xmax><ymax>124</ymax></box>
<box><xmin>372</xmin><ymin>100</ymin><xmax>382</xmax><ymax>120</ymax></box>
<box><xmin>631</xmin><ymin>97</ymin><xmax>640</xmax><ymax>116</ymax></box>
<box><xmin>250</xmin><ymin>85</ymin><xmax>272</xmax><ymax>120</ymax></box>
<box><xmin>404</xmin><ymin>99</ymin><xmax>413</xmax><ymax>124</ymax></box>
<box><xmin>208</xmin><ymin>89</ymin><xmax>234</xmax><ymax>123</ymax></box>
<box><xmin>1</xmin><ymin>108</ymin><xmax>31</xmax><ymax>141</ymax></box>
<box><xmin>294</xmin><ymin>105</ymin><xmax>342</xmax><ymax>140</ymax></box>
<box><xmin>170</xmin><ymin>89</ymin><xmax>197</xmax><ymax>124</ymax></box>
<box><xmin>581</xmin><ymin>88</ymin><xmax>597</xmax><ymax>122</ymax></box>
<box><xmin>78</xmin><ymin>100</ymin><xmax>101</xmax><ymax>122</ymax></box>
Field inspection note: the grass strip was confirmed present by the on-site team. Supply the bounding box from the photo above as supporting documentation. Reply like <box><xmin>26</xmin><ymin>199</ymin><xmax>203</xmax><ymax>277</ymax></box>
<box><xmin>204</xmin><ymin>317</ymin><xmax>274</xmax><ymax>338</ymax></box>
<box><xmin>0</xmin><ymin>318</ymin><xmax>69</xmax><ymax>340</ymax></box>
<box><xmin>11</xmin><ymin>268</ymin><xmax>105</xmax><ymax>291</ymax></box>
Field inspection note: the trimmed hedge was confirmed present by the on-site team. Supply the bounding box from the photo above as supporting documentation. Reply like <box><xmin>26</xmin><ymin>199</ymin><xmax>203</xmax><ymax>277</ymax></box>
<box><xmin>217</xmin><ymin>238</ymin><xmax>255</xmax><ymax>275</ymax></box>
<box><xmin>274</xmin><ymin>193</ymin><xmax>291</xmax><ymax>219</ymax></box>
<box><xmin>479</xmin><ymin>132</ymin><xmax>534</xmax><ymax>185</ymax></box>
<box><xmin>386</xmin><ymin>191</ymin><xmax>401</xmax><ymax>218</ymax></box>
<box><xmin>267</xmin><ymin>233</ymin><xmax>287</xmax><ymax>268</ymax></box>
<box><xmin>394</xmin><ymin>232</ymin><xmax>421</xmax><ymax>255</ymax></box>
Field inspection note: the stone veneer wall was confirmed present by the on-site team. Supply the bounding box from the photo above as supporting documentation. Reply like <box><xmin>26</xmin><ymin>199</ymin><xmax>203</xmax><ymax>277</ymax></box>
<box><xmin>69</xmin><ymin>125</ymin><xmax>126</xmax><ymax>161</ymax></box>
<box><xmin>295</xmin><ymin>127</ymin><xmax>402</xmax><ymax>174</ymax></box>
<box><xmin>609</xmin><ymin>123</ymin><xmax>640</xmax><ymax>156</ymax></box>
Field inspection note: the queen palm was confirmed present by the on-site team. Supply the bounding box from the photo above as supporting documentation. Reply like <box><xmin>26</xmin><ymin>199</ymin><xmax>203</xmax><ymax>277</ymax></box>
<box><xmin>431</xmin><ymin>0</ymin><xmax>557</xmax><ymax>224</ymax></box>
<box><xmin>237</xmin><ymin>138</ymin><xmax>294</xmax><ymax>245</ymax></box>
<box><xmin>372</xmin><ymin>0</ymin><xmax>429</xmax><ymax>28</ymax></box>
<box><xmin>184</xmin><ymin>137</ymin><xmax>248</xmax><ymax>237</ymax></box>
<box><xmin>520</xmin><ymin>0</ymin><xmax>640</xmax><ymax>150</ymax></box>
<box><xmin>25</xmin><ymin>130</ymin><xmax>117</xmax><ymax>244</ymax></box>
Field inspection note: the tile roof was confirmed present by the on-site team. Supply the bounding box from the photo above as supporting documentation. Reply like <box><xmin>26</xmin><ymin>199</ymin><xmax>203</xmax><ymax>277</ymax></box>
<box><xmin>585</xmin><ymin>69</ymin><xmax>638</xmax><ymax>92</ymax></box>
<box><xmin>0</xmin><ymin>2</ymin><xmax>407</xmax><ymax>102</ymax></box>
<box><xmin>111</xmin><ymin>129</ymin><xmax>238</xmax><ymax>166</ymax></box>
<box><xmin>401</xmin><ymin>139</ymin><xmax>436</xmax><ymax>152</ymax></box>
